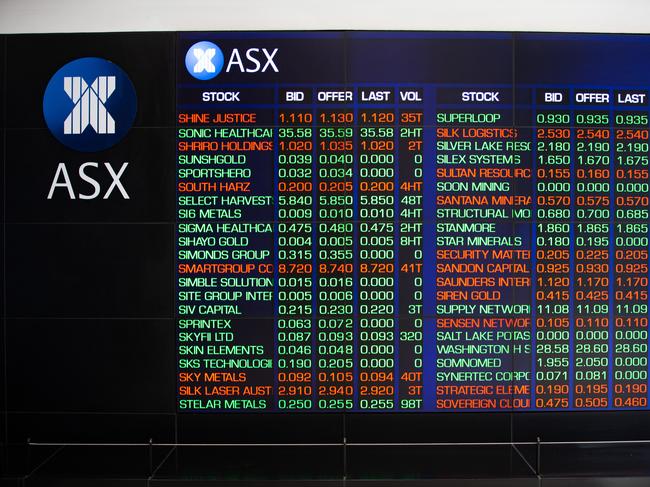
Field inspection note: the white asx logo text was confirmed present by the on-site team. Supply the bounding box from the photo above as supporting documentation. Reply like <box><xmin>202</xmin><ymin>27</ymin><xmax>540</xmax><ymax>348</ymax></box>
<box><xmin>47</xmin><ymin>162</ymin><xmax>129</xmax><ymax>200</ymax></box>
<box><xmin>185</xmin><ymin>42</ymin><xmax>279</xmax><ymax>79</ymax></box>
<box><xmin>225</xmin><ymin>48</ymin><xmax>279</xmax><ymax>73</ymax></box>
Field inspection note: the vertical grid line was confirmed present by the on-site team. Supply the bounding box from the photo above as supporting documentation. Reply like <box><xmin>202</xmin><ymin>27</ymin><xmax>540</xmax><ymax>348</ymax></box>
<box><xmin>2</xmin><ymin>33</ymin><xmax>8</xmax><ymax>453</ymax></box>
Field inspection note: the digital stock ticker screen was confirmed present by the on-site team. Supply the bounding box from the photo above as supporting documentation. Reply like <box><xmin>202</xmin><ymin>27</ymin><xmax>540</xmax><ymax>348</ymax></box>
<box><xmin>175</xmin><ymin>32</ymin><xmax>650</xmax><ymax>413</ymax></box>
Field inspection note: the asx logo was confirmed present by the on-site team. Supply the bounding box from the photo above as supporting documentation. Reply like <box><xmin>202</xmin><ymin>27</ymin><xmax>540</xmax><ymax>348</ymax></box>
<box><xmin>185</xmin><ymin>41</ymin><xmax>278</xmax><ymax>80</ymax></box>
<box><xmin>42</xmin><ymin>57</ymin><xmax>137</xmax><ymax>152</ymax></box>
<box><xmin>43</xmin><ymin>57</ymin><xmax>136</xmax><ymax>200</ymax></box>
<box><xmin>43</xmin><ymin>57</ymin><xmax>138</xmax><ymax>152</ymax></box>
<box><xmin>63</xmin><ymin>76</ymin><xmax>116</xmax><ymax>135</ymax></box>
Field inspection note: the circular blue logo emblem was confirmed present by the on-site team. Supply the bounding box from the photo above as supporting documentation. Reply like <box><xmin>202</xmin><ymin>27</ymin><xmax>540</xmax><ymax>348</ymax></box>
<box><xmin>43</xmin><ymin>57</ymin><xmax>137</xmax><ymax>152</ymax></box>
<box><xmin>185</xmin><ymin>41</ymin><xmax>224</xmax><ymax>80</ymax></box>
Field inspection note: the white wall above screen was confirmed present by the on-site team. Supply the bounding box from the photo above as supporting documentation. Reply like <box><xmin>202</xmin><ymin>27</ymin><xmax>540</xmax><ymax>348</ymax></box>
<box><xmin>1</xmin><ymin>0</ymin><xmax>649</xmax><ymax>34</ymax></box>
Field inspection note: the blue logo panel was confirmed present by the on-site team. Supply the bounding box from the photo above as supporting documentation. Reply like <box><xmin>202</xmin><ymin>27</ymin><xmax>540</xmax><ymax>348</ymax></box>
<box><xmin>185</xmin><ymin>41</ymin><xmax>224</xmax><ymax>80</ymax></box>
<box><xmin>43</xmin><ymin>57</ymin><xmax>137</xmax><ymax>152</ymax></box>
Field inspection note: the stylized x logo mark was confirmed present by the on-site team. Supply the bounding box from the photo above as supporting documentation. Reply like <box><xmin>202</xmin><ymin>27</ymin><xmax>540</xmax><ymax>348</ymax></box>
<box><xmin>193</xmin><ymin>48</ymin><xmax>216</xmax><ymax>73</ymax></box>
<box><xmin>63</xmin><ymin>76</ymin><xmax>116</xmax><ymax>134</ymax></box>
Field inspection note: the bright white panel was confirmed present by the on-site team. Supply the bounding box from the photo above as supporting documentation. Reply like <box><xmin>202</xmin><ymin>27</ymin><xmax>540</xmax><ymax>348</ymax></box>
<box><xmin>1</xmin><ymin>0</ymin><xmax>649</xmax><ymax>34</ymax></box>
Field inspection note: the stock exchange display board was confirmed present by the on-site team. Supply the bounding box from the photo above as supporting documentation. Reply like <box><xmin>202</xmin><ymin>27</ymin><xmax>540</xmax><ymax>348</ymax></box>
<box><xmin>172</xmin><ymin>32</ymin><xmax>650</xmax><ymax>412</ymax></box>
